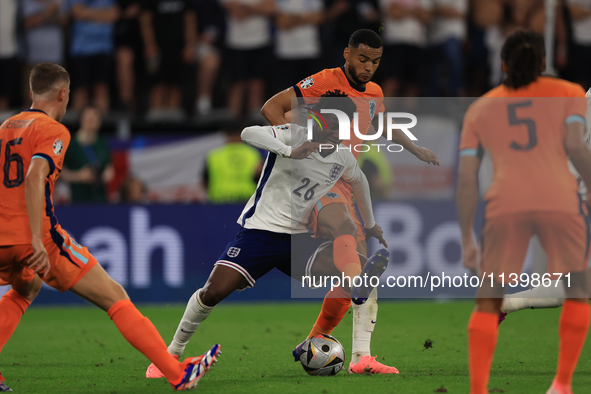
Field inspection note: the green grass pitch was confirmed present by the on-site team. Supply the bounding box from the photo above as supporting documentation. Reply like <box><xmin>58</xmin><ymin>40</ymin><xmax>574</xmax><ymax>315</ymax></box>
<box><xmin>2</xmin><ymin>300</ymin><xmax>591</xmax><ymax>393</ymax></box>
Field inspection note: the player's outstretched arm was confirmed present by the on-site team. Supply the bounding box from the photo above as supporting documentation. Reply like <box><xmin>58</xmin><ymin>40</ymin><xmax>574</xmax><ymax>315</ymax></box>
<box><xmin>566</xmin><ymin>121</ymin><xmax>591</xmax><ymax>193</ymax></box>
<box><xmin>241</xmin><ymin>125</ymin><xmax>322</xmax><ymax>159</ymax></box>
<box><xmin>456</xmin><ymin>155</ymin><xmax>480</xmax><ymax>273</ymax></box>
<box><xmin>241</xmin><ymin>126</ymin><xmax>293</xmax><ymax>158</ymax></box>
<box><xmin>25</xmin><ymin>158</ymin><xmax>51</xmax><ymax>277</ymax></box>
<box><xmin>261</xmin><ymin>88</ymin><xmax>297</xmax><ymax>125</ymax></box>
<box><xmin>346</xmin><ymin>165</ymin><xmax>387</xmax><ymax>247</ymax></box>
<box><xmin>372</xmin><ymin>124</ymin><xmax>440</xmax><ymax>165</ymax></box>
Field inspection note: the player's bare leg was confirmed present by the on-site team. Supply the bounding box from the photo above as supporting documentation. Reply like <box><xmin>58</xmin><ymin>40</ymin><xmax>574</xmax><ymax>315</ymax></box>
<box><xmin>71</xmin><ymin>263</ymin><xmax>220</xmax><ymax>389</ymax></box>
<box><xmin>147</xmin><ymin>265</ymin><xmax>248</xmax><ymax>378</ymax></box>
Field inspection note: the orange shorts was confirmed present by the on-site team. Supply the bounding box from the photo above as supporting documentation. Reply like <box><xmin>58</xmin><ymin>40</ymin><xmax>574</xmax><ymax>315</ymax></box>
<box><xmin>307</xmin><ymin>179</ymin><xmax>365</xmax><ymax>242</ymax></box>
<box><xmin>0</xmin><ymin>225</ymin><xmax>98</xmax><ymax>292</ymax></box>
<box><xmin>481</xmin><ymin>211</ymin><xmax>590</xmax><ymax>278</ymax></box>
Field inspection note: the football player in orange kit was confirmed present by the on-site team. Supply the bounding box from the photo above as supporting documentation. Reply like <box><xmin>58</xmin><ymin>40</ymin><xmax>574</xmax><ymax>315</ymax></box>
<box><xmin>457</xmin><ymin>30</ymin><xmax>591</xmax><ymax>394</ymax></box>
<box><xmin>261</xmin><ymin>29</ymin><xmax>440</xmax><ymax>374</ymax></box>
<box><xmin>0</xmin><ymin>63</ymin><xmax>220</xmax><ymax>391</ymax></box>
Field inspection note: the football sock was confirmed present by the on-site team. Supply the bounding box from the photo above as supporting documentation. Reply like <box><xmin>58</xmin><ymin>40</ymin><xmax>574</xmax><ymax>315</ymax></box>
<box><xmin>168</xmin><ymin>289</ymin><xmax>214</xmax><ymax>356</ymax></box>
<box><xmin>108</xmin><ymin>299</ymin><xmax>183</xmax><ymax>381</ymax></box>
<box><xmin>468</xmin><ymin>311</ymin><xmax>498</xmax><ymax>394</ymax></box>
<box><xmin>308</xmin><ymin>286</ymin><xmax>351</xmax><ymax>338</ymax></box>
<box><xmin>501</xmin><ymin>280</ymin><xmax>565</xmax><ymax>313</ymax></box>
<box><xmin>0</xmin><ymin>289</ymin><xmax>31</xmax><ymax>354</ymax></box>
<box><xmin>333</xmin><ymin>235</ymin><xmax>362</xmax><ymax>282</ymax></box>
<box><xmin>555</xmin><ymin>300</ymin><xmax>590</xmax><ymax>387</ymax></box>
<box><xmin>351</xmin><ymin>287</ymin><xmax>377</xmax><ymax>364</ymax></box>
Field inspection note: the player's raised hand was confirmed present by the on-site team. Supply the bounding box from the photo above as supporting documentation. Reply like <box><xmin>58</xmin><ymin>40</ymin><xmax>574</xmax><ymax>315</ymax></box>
<box><xmin>291</xmin><ymin>142</ymin><xmax>322</xmax><ymax>159</ymax></box>
<box><xmin>365</xmin><ymin>223</ymin><xmax>388</xmax><ymax>248</ymax></box>
<box><xmin>414</xmin><ymin>146</ymin><xmax>440</xmax><ymax>166</ymax></box>
<box><xmin>28</xmin><ymin>236</ymin><xmax>50</xmax><ymax>277</ymax></box>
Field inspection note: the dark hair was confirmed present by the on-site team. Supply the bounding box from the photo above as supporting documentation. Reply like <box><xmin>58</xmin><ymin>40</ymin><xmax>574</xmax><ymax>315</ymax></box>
<box><xmin>348</xmin><ymin>29</ymin><xmax>383</xmax><ymax>49</ymax></box>
<box><xmin>30</xmin><ymin>63</ymin><xmax>70</xmax><ymax>95</ymax></box>
<box><xmin>315</xmin><ymin>89</ymin><xmax>357</xmax><ymax>120</ymax></box>
<box><xmin>501</xmin><ymin>30</ymin><xmax>545</xmax><ymax>89</ymax></box>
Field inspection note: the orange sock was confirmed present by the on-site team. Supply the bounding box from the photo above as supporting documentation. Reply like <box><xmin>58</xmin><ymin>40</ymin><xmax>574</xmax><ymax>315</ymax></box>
<box><xmin>333</xmin><ymin>234</ymin><xmax>361</xmax><ymax>281</ymax></box>
<box><xmin>555</xmin><ymin>300</ymin><xmax>591</xmax><ymax>387</ymax></box>
<box><xmin>308</xmin><ymin>286</ymin><xmax>351</xmax><ymax>338</ymax></box>
<box><xmin>468</xmin><ymin>311</ymin><xmax>499</xmax><ymax>394</ymax></box>
<box><xmin>108</xmin><ymin>300</ymin><xmax>184</xmax><ymax>381</ymax></box>
<box><xmin>0</xmin><ymin>289</ymin><xmax>31</xmax><ymax>354</ymax></box>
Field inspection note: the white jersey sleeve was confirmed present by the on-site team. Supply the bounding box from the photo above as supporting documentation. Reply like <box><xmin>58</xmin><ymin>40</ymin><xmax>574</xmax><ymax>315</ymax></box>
<box><xmin>241</xmin><ymin>124</ymin><xmax>293</xmax><ymax>158</ymax></box>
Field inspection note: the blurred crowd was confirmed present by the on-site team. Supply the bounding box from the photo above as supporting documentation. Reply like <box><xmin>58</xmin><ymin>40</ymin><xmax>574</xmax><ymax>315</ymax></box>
<box><xmin>1</xmin><ymin>0</ymin><xmax>591</xmax><ymax>122</ymax></box>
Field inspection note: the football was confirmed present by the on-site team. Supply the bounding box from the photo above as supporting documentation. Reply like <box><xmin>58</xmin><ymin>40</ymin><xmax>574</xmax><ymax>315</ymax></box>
<box><xmin>300</xmin><ymin>334</ymin><xmax>345</xmax><ymax>376</ymax></box>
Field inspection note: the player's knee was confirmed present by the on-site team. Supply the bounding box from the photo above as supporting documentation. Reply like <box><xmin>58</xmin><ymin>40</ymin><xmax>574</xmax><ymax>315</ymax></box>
<box><xmin>104</xmin><ymin>281</ymin><xmax>130</xmax><ymax>309</ymax></box>
<box><xmin>199</xmin><ymin>285</ymin><xmax>226</xmax><ymax>307</ymax></box>
<box><xmin>318</xmin><ymin>205</ymin><xmax>357</xmax><ymax>239</ymax></box>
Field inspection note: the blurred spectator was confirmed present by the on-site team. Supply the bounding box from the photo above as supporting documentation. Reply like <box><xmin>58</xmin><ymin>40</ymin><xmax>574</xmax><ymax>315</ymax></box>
<box><xmin>428</xmin><ymin>0</ymin><xmax>467</xmax><ymax>96</ymax></box>
<box><xmin>115</xmin><ymin>0</ymin><xmax>142</xmax><ymax>113</ymax></box>
<box><xmin>274</xmin><ymin>0</ymin><xmax>324</xmax><ymax>90</ymax></box>
<box><xmin>140</xmin><ymin>0</ymin><xmax>198</xmax><ymax>121</ymax></box>
<box><xmin>464</xmin><ymin>0</ymin><xmax>490</xmax><ymax>96</ymax></box>
<box><xmin>379</xmin><ymin>0</ymin><xmax>432</xmax><ymax>97</ymax></box>
<box><xmin>473</xmin><ymin>0</ymin><xmax>515</xmax><ymax>87</ymax></box>
<box><xmin>358</xmin><ymin>145</ymin><xmax>392</xmax><ymax>200</ymax></box>
<box><xmin>67</xmin><ymin>0</ymin><xmax>119</xmax><ymax>113</ymax></box>
<box><xmin>323</xmin><ymin>0</ymin><xmax>380</xmax><ymax>67</ymax></box>
<box><xmin>567</xmin><ymin>0</ymin><xmax>591</xmax><ymax>89</ymax></box>
<box><xmin>61</xmin><ymin>106</ymin><xmax>115</xmax><ymax>203</ymax></box>
<box><xmin>22</xmin><ymin>0</ymin><xmax>66</xmax><ymax>108</ymax></box>
<box><xmin>0</xmin><ymin>0</ymin><xmax>19</xmax><ymax>111</ymax></box>
<box><xmin>513</xmin><ymin>0</ymin><xmax>567</xmax><ymax>70</ymax></box>
<box><xmin>120</xmin><ymin>176</ymin><xmax>148</xmax><ymax>203</ymax></box>
<box><xmin>194</xmin><ymin>0</ymin><xmax>224</xmax><ymax>116</ymax></box>
<box><xmin>221</xmin><ymin>0</ymin><xmax>275</xmax><ymax>118</ymax></box>
<box><xmin>203</xmin><ymin>122</ymin><xmax>263</xmax><ymax>203</ymax></box>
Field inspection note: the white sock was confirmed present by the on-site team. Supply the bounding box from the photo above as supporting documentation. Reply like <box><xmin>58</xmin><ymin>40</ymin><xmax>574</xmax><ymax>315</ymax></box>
<box><xmin>351</xmin><ymin>287</ymin><xmax>377</xmax><ymax>364</ymax></box>
<box><xmin>501</xmin><ymin>280</ymin><xmax>566</xmax><ymax>313</ymax></box>
<box><xmin>168</xmin><ymin>289</ymin><xmax>214</xmax><ymax>356</ymax></box>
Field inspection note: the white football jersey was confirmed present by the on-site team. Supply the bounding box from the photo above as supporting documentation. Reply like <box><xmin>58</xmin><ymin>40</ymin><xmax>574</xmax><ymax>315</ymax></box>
<box><xmin>238</xmin><ymin>124</ymin><xmax>363</xmax><ymax>234</ymax></box>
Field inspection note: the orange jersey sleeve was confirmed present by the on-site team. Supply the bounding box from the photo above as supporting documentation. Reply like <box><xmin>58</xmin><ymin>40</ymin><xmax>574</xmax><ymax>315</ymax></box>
<box><xmin>0</xmin><ymin>110</ymin><xmax>70</xmax><ymax>245</ymax></box>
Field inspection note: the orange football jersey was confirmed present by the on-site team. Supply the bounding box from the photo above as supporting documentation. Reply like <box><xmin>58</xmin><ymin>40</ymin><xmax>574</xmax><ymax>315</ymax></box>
<box><xmin>460</xmin><ymin>77</ymin><xmax>587</xmax><ymax>218</ymax></box>
<box><xmin>294</xmin><ymin>67</ymin><xmax>385</xmax><ymax>159</ymax></box>
<box><xmin>0</xmin><ymin>109</ymin><xmax>70</xmax><ymax>245</ymax></box>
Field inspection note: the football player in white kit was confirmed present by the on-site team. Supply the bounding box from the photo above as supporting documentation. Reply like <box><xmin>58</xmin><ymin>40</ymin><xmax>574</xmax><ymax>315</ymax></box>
<box><xmin>145</xmin><ymin>91</ymin><xmax>390</xmax><ymax>378</ymax></box>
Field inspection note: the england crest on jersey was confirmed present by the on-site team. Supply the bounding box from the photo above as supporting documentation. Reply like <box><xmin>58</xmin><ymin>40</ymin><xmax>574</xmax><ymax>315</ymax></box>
<box><xmin>369</xmin><ymin>100</ymin><xmax>376</xmax><ymax>120</ymax></box>
<box><xmin>227</xmin><ymin>247</ymin><xmax>241</xmax><ymax>258</ymax></box>
<box><xmin>329</xmin><ymin>164</ymin><xmax>344</xmax><ymax>181</ymax></box>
